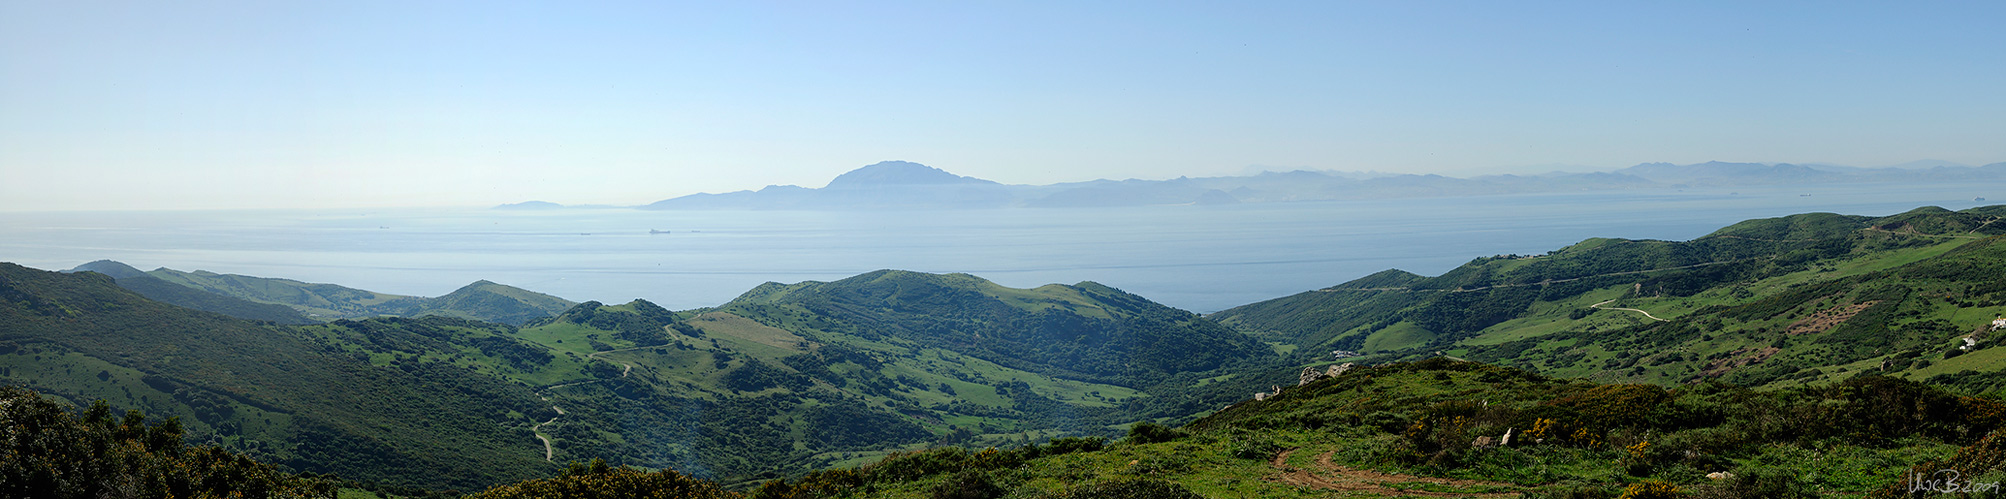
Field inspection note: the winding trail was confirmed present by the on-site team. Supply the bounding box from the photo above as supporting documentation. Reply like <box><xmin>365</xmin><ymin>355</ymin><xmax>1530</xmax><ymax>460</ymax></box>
<box><xmin>1266</xmin><ymin>448</ymin><xmax>1519</xmax><ymax>497</ymax></box>
<box><xmin>530</xmin><ymin>401</ymin><xmax>566</xmax><ymax>461</ymax></box>
<box><xmin>1590</xmin><ymin>299</ymin><xmax>1668</xmax><ymax>322</ymax></box>
<box><xmin>527</xmin><ymin>348</ymin><xmax>642</xmax><ymax>461</ymax></box>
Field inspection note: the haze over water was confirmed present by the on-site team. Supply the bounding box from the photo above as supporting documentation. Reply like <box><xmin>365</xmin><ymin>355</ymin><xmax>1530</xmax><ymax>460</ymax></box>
<box><xmin>3</xmin><ymin>181</ymin><xmax>1997</xmax><ymax>313</ymax></box>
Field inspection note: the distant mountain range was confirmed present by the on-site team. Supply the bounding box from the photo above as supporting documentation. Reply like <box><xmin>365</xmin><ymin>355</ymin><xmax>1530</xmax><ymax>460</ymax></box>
<box><xmin>506</xmin><ymin>159</ymin><xmax>2006</xmax><ymax>210</ymax></box>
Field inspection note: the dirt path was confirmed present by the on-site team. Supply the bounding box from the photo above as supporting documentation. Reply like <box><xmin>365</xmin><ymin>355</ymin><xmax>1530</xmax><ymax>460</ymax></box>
<box><xmin>1969</xmin><ymin>217</ymin><xmax>2002</xmax><ymax>235</ymax></box>
<box><xmin>527</xmin><ymin>350</ymin><xmax>639</xmax><ymax>461</ymax></box>
<box><xmin>530</xmin><ymin>401</ymin><xmax>566</xmax><ymax>461</ymax></box>
<box><xmin>1591</xmin><ymin>299</ymin><xmax>1668</xmax><ymax>322</ymax></box>
<box><xmin>1266</xmin><ymin>448</ymin><xmax>1519</xmax><ymax>497</ymax></box>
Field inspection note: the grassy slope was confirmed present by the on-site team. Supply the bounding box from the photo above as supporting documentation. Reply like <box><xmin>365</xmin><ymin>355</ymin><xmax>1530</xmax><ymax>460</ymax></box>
<box><xmin>1213</xmin><ymin>205</ymin><xmax>2006</xmax><ymax>390</ymax></box>
<box><xmin>146</xmin><ymin>267</ymin><xmax>415</xmax><ymax>319</ymax></box>
<box><xmin>143</xmin><ymin>266</ymin><xmax>575</xmax><ymax>325</ymax></box>
<box><xmin>0</xmin><ymin>264</ymin><xmax>574</xmax><ymax>491</ymax></box>
<box><xmin>490</xmin><ymin>271</ymin><xmax>1245</xmax><ymax>483</ymax></box>
<box><xmin>753</xmin><ymin>360</ymin><xmax>1991</xmax><ymax>498</ymax></box>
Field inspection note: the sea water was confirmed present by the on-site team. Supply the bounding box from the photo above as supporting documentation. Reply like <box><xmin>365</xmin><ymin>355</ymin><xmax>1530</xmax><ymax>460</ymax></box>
<box><xmin>1</xmin><ymin>181</ymin><xmax>1998</xmax><ymax>312</ymax></box>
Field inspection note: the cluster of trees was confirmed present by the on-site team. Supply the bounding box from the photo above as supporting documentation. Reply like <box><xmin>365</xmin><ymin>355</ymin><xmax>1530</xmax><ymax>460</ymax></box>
<box><xmin>0</xmin><ymin>385</ymin><xmax>333</xmax><ymax>499</ymax></box>
<box><xmin>464</xmin><ymin>459</ymin><xmax>739</xmax><ymax>499</ymax></box>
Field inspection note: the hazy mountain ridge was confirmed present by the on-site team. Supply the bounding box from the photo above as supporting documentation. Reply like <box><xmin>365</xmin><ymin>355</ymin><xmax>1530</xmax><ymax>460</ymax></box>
<box><xmin>63</xmin><ymin>260</ymin><xmax>316</xmax><ymax>324</ymax></box>
<box><xmin>96</xmin><ymin>263</ymin><xmax>576</xmax><ymax>325</ymax></box>
<box><xmin>545</xmin><ymin>159</ymin><xmax>2006</xmax><ymax>210</ymax></box>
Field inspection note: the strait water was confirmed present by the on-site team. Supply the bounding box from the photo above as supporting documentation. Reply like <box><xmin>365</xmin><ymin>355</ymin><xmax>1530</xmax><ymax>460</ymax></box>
<box><xmin>2</xmin><ymin>182</ymin><xmax>1999</xmax><ymax>312</ymax></box>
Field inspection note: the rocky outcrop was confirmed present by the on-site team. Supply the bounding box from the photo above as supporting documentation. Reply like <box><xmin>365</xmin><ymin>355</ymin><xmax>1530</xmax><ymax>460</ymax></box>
<box><xmin>1298</xmin><ymin>363</ymin><xmax>1357</xmax><ymax>386</ymax></box>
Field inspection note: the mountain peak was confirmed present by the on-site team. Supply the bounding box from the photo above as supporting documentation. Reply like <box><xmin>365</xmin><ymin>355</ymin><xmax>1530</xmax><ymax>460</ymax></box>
<box><xmin>823</xmin><ymin>161</ymin><xmax>999</xmax><ymax>189</ymax></box>
<box><xmin>64</xmin><ymin>260</ymin><xmax>147</xmax><ymax>279</ymax></box>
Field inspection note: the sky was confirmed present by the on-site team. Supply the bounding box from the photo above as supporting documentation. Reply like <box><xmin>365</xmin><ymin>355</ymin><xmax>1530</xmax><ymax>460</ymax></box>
<box><xmin>3</xmin><ymin>1</ymin><xmax>2004</xmax><ymax>211</ymax></box>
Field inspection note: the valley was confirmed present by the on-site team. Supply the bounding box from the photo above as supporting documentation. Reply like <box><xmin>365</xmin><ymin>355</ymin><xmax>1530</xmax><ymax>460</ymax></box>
<box><xmin>9</xmin><ymin>205</ymin><xmax>2006</xmax><ymax>497</ymax></box>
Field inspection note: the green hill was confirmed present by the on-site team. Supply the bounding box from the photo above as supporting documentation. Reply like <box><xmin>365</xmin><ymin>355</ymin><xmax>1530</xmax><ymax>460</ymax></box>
<box><xmin>718</xmin><ymin>270</ymin><xmax>1268</xmax><ymax>385</ymax></box>
<box><xmin>1212</xmin><ymin>205</ymin><xmax>2006</xmax><ymax>389</ymax></box>
<box><xmin>140</xmin><ymin>265</ymin><xmax>574</xmax><ymax>325</ymax></box>
<box><xmin>404</xmin><ymin>279</ymin><xmax>577</xmax><ymax>325</ymax></box>
<box><xmin>4</xmin><ymin>263</ymin><xmax>1272</xmax><ymax>490</ymax></box>
<box><xmin>746</xmin><ymin>359</ymin><xmax>2001</xmax><ymax>498</ymax></box>
<box><xmin>144</xmin><ymin>266</ymin><xmax>419</xmax><ymax>319</ymax></box>
<box><xmin>492</xmin><ymin>271</ymin><xmax>1271</xmax><ymax>485</ymax></box>
<box><xmin>64</xmin><ymin>260</ymin><xmax>314</xmax><ymax>324</ymax></box>
<box><xmin>0</xmin><ymin>263</ymin><xmax>566</xmax><ymax>491</ymax></box>
<box><xmin>21</xmin><ymin>205</ymin><xmax>2006</xmax><ymax>495</ymax></box>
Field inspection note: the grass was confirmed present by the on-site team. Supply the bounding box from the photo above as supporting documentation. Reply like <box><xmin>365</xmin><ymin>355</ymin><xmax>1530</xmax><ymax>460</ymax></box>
<box><xmin>1363</xmin><ymin>321</ymin><xmax>1435</xmax><ymax>353</ymax></box>
<box><xmin>687</xmin><ymin>312</ymin><xmax>810</xmax><ymax>357</ymax></box>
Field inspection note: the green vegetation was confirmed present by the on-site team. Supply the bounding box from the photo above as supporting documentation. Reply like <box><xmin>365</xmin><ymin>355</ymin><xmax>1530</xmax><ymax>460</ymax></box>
<box><xmin>140</xmin><ymin>265</ymin><xmax>575</xmax><ymax>325</ymax></box>
<box><xmin>18</xmin><ymin>205</ymin><xmax>2006</xmax><ymax>496</ymax></box>
<box><xmin>0</xmin><ymin>263</ymin><xmax>558</xmax><ymax>491</ymax></box>
<box><xmin>0</xmin><ymin>263</ymin><xmax>1271</xmax><ymax>492</ymax></box>
<box><xmin>464</xmin><ymin>459</ymin><xmax>738</xmax><ymax>499</ymax></box>
<box><xmin>0</xmin><ymin>385</ymin><xmax>334</xmax><ymax>499</ymax></box>
<box><xmin>499</xmin><ymin>271</ymin><xmax>1272</xmax><ymax>485</ymax></box>
<box><xmin>68</xmin><ymin>260</ymin><xmax>314</xmax><ymax>324</ymax></box>
<box><xmin>1215</xmin><ymin>206</ymin><xmax>2006</xmax><ymax>391</ymax></box>
<box><xmin>737</xmin><ymin>360</ymin><xmax>1998</xmax><ymax>498</ymax></box>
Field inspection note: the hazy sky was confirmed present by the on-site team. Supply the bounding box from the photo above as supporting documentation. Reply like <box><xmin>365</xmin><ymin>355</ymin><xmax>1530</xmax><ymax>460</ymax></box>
<box><xmin>4</xmin><ymin>1</ymin><xmax>2004</xmax><ymax>210</ymax></box>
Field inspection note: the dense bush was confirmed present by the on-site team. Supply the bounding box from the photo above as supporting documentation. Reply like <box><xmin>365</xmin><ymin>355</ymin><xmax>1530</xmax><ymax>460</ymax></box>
<box><xmin>464</xmin><ymin>459</ymin><xmax>738</xmax><ymax>499</ymax></box>
<box><xmin>1035</xmin><ymin>479</ymin><xmax>1206</xmax><ymax>499</ymax></box>
<box><xmin>928</xmin><ymin>469</ymin><xmax>1005</xmax><ymax>499</ymax></box>
<box><xmin>1125</xmin><ymin>421</ymin><xmax>1186</xmax><ymax>444</ymax></box>
<box><xmin>0</xmin><ymin>386</ymin><xmax>332</xmax><ymax>499</ymax></box>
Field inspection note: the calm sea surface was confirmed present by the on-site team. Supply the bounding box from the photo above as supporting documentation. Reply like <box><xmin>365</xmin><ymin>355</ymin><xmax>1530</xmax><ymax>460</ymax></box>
<box><xmin>3</xmin><ymin>182</ymin><xmax>2000</xmax><ymax>312</ymax></box>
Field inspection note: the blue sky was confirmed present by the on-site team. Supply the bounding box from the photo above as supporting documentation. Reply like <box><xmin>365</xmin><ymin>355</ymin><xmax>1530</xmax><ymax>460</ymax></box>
<box><xmin>3</xmin><ymin>1</ymin><xmax>2003</xmax><ymax>210</ymax></box>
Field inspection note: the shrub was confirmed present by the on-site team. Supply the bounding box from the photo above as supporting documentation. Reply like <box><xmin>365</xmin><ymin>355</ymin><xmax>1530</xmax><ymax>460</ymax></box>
<box><xmin>1615</xmin><ymin>479</ymin><xmax>1681</xmax><ymax>499</ymax></box>
<box><xmin>929</xmin><ymin>470</ymin><xmax>1004</xmax><ymax>499</ymax></box>
<box><xmin>1526</xmin><ymin>483</ymin><xmax>1620</xmax><ymax>499</ymax></box>
<box><xmin>1550</xmin><ymin>384</ymin><xmax>1672</xmax><ymax>431</ymax></box>
<box><xmin>1226</xmin><ymin>435</ymin><xmax>1281</xmax><ymax>460</ymax></box>
<box><xmin>465</xmin><ymin>464</ymin><xmax>738</xmax><ymax>499</ymax></box>
<box><xmin>1126</xmin><ymin>422</ymin><xmax>1186</xmax><ymax>444</ymax></box>
<box><xmin>0</xmin><ymin>387</ymin><xmax>334</xmax><ymax>499</ymax></box>
<box><xmin>1045</xmin><ymin>437</ymin><xmax>1106</xmax><ymax>455</ymax></box>
<box><xmin>1039</xmin><ymin>479</ymin><xmax>1204</xmax><ymax>499</ymax></box>
<box><xmin>1686</xmin><ymin>468</ymin><xmax>1814</xmax><ymax>499</ymax></box>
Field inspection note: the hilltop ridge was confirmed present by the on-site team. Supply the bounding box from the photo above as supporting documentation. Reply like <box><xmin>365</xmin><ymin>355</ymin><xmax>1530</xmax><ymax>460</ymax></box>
<box><xmin>78</xmin><ymin>262</ymin><xmax>576</xmax><ymax>325</ymax></box>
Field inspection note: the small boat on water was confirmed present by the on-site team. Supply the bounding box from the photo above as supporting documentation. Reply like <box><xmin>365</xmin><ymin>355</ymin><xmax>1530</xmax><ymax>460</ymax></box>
<box><xmin>650</xmin><ymin>229</ymin><xmax>671</xmax><ymax>234</ymax></box>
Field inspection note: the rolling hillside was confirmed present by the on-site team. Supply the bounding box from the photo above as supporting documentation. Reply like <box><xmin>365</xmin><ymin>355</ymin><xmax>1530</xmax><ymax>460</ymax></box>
<box><xmin>748</xmin><ymin>359</ymin><xmax>2001</xmax><ymax>498</ymax></box>
<box><xmin>0</xmin><ymin>263</ymin><xmax>566</xmax><ymax>491</ymax></box>
<box><xmin>64</xmin><ymin>260</ymin><xmax>314</xmax><ymax>324</ymax></box>
<box><xmin>497</xmin><ymin>271</ymin><xmax>1272</xmax><ymax>484</ymax></box>
<box><xmin>15</xmin><ymin>205</ymin><xmax>2006</xmax><ymax>495</ymax></box>
<box><xmin>130</xmin><ymin>264</ymin><xmax>575</xmax><ymax>325</ymax></box>
<box><xmin>1212</xmin><ymin>205</ymin><xmax>2006</xmax><ymax>390</ymax></box>
<box><xmin>2</xmin><ymin>263</ymin><xmax>1271</xmax><ymax>490</ymax></box>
